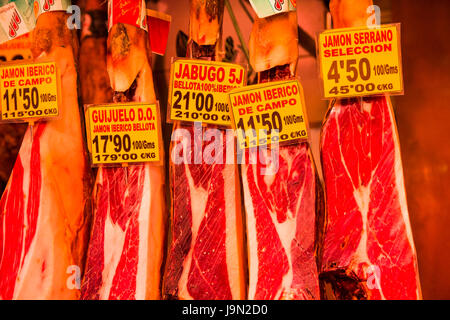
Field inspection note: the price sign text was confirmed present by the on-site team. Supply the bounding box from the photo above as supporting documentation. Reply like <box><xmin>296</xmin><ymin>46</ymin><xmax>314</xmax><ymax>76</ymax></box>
<box><xmin>0</xmin><ymin>62</ymin><xmax>59</xmax><ymax>121</ymax></box>
<box><xmin>318</xmin><ymin>24</ymin><xmax>403</xmax><ymax>98</ymax></box>
<box><xmin>86</xmin><ymin>103</ymin><xmax>162</xmax><ymax>165</ymax></box>
<box><xmin>169</xmin><ymin>59</ymin><xmax>246</xmax><ymax>126</ymax></box>
<box><xmin>229</xmin><ymin>80</ymin><xmax>308</xmax><ymax>149</ymax></box>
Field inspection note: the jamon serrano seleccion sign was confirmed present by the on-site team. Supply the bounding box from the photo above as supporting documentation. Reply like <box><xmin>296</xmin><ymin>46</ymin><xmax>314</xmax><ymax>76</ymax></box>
<box><xmin>229</xmin><ymin>80</ymin><xmax>308</xmax><ymax>149</ymax></box>
<box><xmin>0</xmin><ymin>61</ymin><xmax>59</xmax><ymax>122</ymax></box>
<box><xmin>85</xmin><ymin>103</ymin><xmax>162</xmax><ymax>165</ymax></box>
<box><xmin>168</xmin><ymin>59</ymin><xmax>247</xmax><ymax>126</ymax></box>
<box><xmin>318</xmin><ymin>24</ymin><xmax>403</xmax><ymax>98</ymax></box>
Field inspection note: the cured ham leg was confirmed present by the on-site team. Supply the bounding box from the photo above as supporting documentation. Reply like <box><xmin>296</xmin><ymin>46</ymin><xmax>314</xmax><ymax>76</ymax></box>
<box><xmin>242</xmin><ymin>10</ymin><xmax>322</xmax><ymax>300</ymax></box>
<box><xmin>163</xmin><ymin>0</ymin><xmax>245</xmax><ymax>300</ymax></box>
<box><xmin>0</xmin><ymin>11</ymin><xmax>91</xmax><ymax>300</ymax></box>
<box><xmin>319</xmin><ymin>0</ymin><xmax>421</xmax><ymax>300</ymax></box>
<box><xmin>81</xmin><ymin>1</ymin><xmax>166</xmax><ymax>300</ymax></box>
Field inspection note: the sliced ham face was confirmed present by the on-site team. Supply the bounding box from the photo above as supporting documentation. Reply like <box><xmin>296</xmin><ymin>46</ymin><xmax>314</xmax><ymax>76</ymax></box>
<box><xmin>81</xmin><ymin>21</ymin><xmax>166</xmax><ymax>300</ymax></box>
<box><xmin>81</xmin><ymin>164</ymin><xmax>165</xmax><ymax>300</ymax></box>
<box><xmin>0</xmin><ymin>12</ymin><xmax>91</xmax><ymax>300</ymax></box>
<box><xmin>243</xmin><ymin>144</ymin><xmax>322</xmax><ymax>300</ymax></box>
<box><xmin>164</xmin><ymin>124</ymin><xmax>245</xmax><ymax>300</ymax></box>
<box><xmin>319</xmin><ymin>96</ymin><xmax>421</xmax><ymax>299</ymax></box>
<box><xmin>243</xmin><ymin>10</ymin><xmax>321</xmax><ymax>300</ymax></box>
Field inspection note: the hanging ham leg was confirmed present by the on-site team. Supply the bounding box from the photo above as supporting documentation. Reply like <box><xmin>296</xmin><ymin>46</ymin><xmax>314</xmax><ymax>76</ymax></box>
<box><xmin>163</xmin><ymin>0</ymin><xmax>245</xmax><ymax>300</ymax></box>
<box><xmin>81</xmin><ymin>3</ymin><xmax>166</xmax><ymax>299</ymax></box>
<box><xmin>319</xmin><ymin>0</ymin><xmax>421</xmax><ymax>300</ymax></box>
<box><xmin>0</xmin><ymin>11</ymin><xmax>91</xmax><ymax>300</ymax></box>
<box><xmin>242</xmin><ymin>10</ymin><xmax>322</xmax><ymax>300</ymax></box>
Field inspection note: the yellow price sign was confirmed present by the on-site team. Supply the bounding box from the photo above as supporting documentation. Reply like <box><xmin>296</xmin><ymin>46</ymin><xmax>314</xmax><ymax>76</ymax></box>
<box><xmin>0</xmin><ymin>61</ymin><xmax>59</xmax><ymax>121</ymax></box>
<box><xmin>318</xmin><ymin>24</ymin><xmax>403</xmax><ymax>98</ymax></box>
<box><xmin>168</xmin><ymin>59</ymin><xmax>246</xmax><ymax>126</ymax></box>
<box><xmin>229</xmin><ymin>80</ymin><xmax>308</xmax><ymax>149</ymax></box>
<box><xmin>85</xmin><ymin>103</ymin><xmax>162</xmax><ymax>166</ymax></box>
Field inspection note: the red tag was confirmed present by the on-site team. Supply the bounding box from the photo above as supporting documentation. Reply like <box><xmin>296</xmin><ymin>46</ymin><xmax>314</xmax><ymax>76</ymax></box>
<box><xmin>108</xmin><ymin>0</ymin><xmax>148</xmax><ymax>31</ymax></box>
<box><xmin>146</xmin><ymin>9</ymin><xmax>171</xmax><ymax>56</ymax></box>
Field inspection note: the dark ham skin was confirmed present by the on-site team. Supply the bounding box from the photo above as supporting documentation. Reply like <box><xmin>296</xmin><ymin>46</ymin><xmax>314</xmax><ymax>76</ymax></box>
<box><xmin>318</xmin><ymin>0</ymin><xmax>421</xmax><ymax>300</ymax></box>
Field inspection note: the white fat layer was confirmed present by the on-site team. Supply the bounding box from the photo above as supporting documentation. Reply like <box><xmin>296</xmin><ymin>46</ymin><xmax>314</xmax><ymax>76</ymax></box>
<box><xmin>223</xmin><ymin>164</ymin><xmax>241</xmax><ymax>299</ymax></box>
<box><xmin>98</xmin><ymin>170</ymin><xmax>128</xmax><ymax>300</ymax></box>
<box><xmin>362</xmin><ymin>100</ymin><xmax>373</xmax><ymax>113</ymax></box>
<box><xmin>12</xmin><ymin>131</ymin><xmax>53</xmax><ymax>299</ymax></box>
<box><xmin>177</xmin><ymin>155</ymin><xmax>208</xmax><ymax>300</ymax></box>
<box><xmin>13</xmin><ymin>157</ymin><xmax>75</xmax><ymax>299</ymax></box>
<box><xmin>17</xmin><ymin>131</ymin><xmax>32</xmax><ymax>276</ymax></box>
<box><xmin>242</xmin><ymin>164</ymin><xmax>258</xmax><ymax>300</ymax></box>
<box><xmin>352</xmin><ymin>102</ymin><xmax>372</xmax><ymax>264</ymax></box>
<box><xmin>272</xmin><ymin>149</ymin><xmax>297</xmax><ymax>298</ymax></box>
<box><xmin>352</xmin><ymin>183</ymin><xmax>371</xmax><ymax>265</ymax></box>
<box><xmin>13</xmin><ymin>172</ymin><xmax>49</xmax><ymax>299</ymax></box>
<box><xmin>135</xmin><ymin>167</ymin><xmax>151</xmax><ymax>300</ymax></box>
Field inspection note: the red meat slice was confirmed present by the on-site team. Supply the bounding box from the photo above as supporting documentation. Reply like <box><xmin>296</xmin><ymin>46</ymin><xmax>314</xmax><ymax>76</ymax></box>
<box><xmin>243</xmin><ymin>143</ymin><xmax>322</xmax><ymax>300</ymax></box>
<box><xmin>164</xmin><ymin>124</ymin><xmax>245</xmax><ymax>300</ymax></box>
